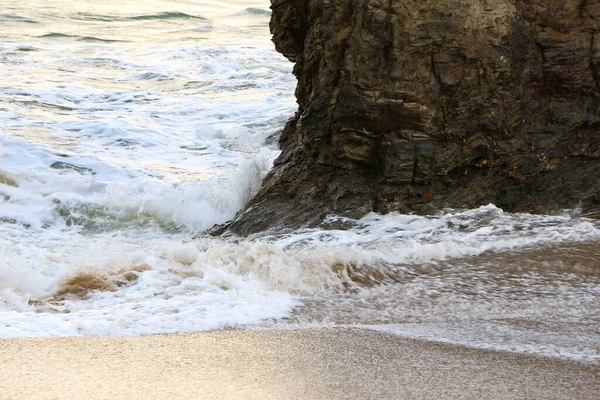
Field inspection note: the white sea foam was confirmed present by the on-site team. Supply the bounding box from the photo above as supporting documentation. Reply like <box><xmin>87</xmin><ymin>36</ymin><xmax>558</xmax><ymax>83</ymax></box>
<box><xmin>0</xmin><ymin>0</ymin><xmax>299</xmax><ymax>336</ymax></box>
<box><xmin>1</xmin><ymin>201</ymin><xmax>599</xmax><ymax>337</ymax></box>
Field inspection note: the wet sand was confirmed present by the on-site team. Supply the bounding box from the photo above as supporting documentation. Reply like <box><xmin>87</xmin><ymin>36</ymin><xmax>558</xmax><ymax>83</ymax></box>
<box><xmin>0</xmin><ymin>328</ymin><xmax>597</xmax><ymax>399</ymax></box>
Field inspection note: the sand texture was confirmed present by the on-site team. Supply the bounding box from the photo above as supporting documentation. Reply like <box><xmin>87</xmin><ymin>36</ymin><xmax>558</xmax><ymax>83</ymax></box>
<box><xmin>0</xmin><ymin>328</ymin><xmax>597</xmax><ymax>399</ymax></box>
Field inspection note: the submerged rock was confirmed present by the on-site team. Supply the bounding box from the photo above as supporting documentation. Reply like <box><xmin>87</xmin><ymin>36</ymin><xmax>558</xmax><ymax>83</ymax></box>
<box><xmin>221</xmin><ymin>0</ymin><xmax>600</xmax><ymax>235</ymax></box>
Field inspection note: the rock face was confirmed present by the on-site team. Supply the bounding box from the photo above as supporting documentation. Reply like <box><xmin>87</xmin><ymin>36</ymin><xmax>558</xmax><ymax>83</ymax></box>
<box><xmin>221</xmin><ymin>0</ymin><xmax>600</xmax><ymax>235</ymax></box>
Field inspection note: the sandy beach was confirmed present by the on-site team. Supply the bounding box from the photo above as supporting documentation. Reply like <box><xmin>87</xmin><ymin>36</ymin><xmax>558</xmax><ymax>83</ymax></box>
<box><xmin>0</xmin><ymin>328</ymin><xmax>597</xmax><ymax>399</ymax></box>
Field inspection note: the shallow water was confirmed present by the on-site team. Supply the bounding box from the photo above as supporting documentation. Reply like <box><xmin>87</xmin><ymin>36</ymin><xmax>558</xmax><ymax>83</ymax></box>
<box><xmin>0</xmin><ymin>0</ymin><xmax>599</xmax><ymax>364</ymax></box>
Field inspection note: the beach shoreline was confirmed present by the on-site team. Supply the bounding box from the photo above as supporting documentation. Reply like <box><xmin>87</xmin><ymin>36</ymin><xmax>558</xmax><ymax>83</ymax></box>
<box><xmin>1</xmin><ymin>327</ymin><xmax>597</xmax><ymax>399</ymax></box>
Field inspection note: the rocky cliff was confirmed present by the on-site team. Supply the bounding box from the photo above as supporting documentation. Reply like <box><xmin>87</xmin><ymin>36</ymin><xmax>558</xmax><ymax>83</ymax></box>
<box><xmin>220</xmin><ymin>0</ymin><xmax>600</xmax><ymax>235</ymax></box>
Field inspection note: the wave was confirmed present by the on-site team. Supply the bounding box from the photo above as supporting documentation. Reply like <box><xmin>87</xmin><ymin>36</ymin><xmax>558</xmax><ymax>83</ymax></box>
<box><xmin>242</xmin><ymin>8</ymin><xmax>271</xmax><ymax>16</ymax></box>
<box><xmin>15</xmin><ymin>46</ymin><xmax>40</xmax><ymax>52</ymax></box>
<box><xmin>128</xmin><ymin>11</ymin><xmax>209</xmax><ymax>21</ymax></box>
<box><xmin>70</xmin><ymin>13</ymin><xmax>121</xmax><ymax>22</ymax></box>
<box><xmin>129</xmin><ymin>72</ymin><xmax>173</xmax><ymax>81</ymax></box>
<box><xmin>44</xmin><ymin>205</ymin><xmax>600</xmax><ymax>297</ymax></box>
<box><xmin>0</xmin><ymin>14</ymin><xmax>39</xmax><ymax>24</ymax></box>
<box><xmin>79</xmin><ymin>36</ymin><xmax>127</xmax><ymax>43</ymax></box>
<box><xmin>0</xmin><ymin>135</ymin><xmax>269</xmax><ymax>233</ymax></box>
<box><xmin>71</xmin><ymin>11</ymin><xmax>209</xmax><ymax>22</ymax></box>
<box><xmin>38</xmin><ymin>33</ymin><xmax>126</xmax><ymax>43</ymax></box>
<box><xmin>1</xmin><ymin>205</ymin><xmax>598</xmax><ymax>337</ymax></box>
<box><xmin>39</xmin><ymin>33</ymin><xmax>78</xmax><ymax>38</ymax></box>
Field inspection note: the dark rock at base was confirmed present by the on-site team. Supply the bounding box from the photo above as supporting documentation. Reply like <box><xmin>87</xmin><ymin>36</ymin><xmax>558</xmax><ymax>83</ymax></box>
<box><xmin>220</xmin><ymin>0</ymin><xmax>600</xmax><ymax>236</ymax></box>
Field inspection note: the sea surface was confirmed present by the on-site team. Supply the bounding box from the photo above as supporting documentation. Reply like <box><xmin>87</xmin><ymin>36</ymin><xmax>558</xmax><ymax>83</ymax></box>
<box><xmin>1</xmin><ymin>0</ymin><xmax>599</xmax><ymax>364</ymax></box>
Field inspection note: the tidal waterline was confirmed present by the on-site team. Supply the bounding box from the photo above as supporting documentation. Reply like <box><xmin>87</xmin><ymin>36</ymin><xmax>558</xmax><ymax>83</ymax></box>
<box><xmin>0</xmin><ymin>1</ymin><xmax>599</xmax><ymax>365</ymax></box>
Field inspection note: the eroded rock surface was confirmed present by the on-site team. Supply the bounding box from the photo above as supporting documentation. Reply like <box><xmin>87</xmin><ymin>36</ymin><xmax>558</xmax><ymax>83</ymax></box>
<box><xmin>221</xmin><ymin>0</ymin><xmax>600</xmax><ymax>235</ymax></box>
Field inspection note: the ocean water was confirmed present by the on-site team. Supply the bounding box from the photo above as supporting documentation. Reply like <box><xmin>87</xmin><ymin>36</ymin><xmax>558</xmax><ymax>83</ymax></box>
<box><xmin>1</xmin><ymin>1</ymin><xmax>599</xmax><ymax>364</ymax></box>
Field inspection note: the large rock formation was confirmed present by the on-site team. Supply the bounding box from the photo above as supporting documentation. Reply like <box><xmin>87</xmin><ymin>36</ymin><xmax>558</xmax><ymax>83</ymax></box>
<box><xmin>221</xmin><ymin>0</ymin><xmax>600</xmax><ymax>235</ymax></box>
